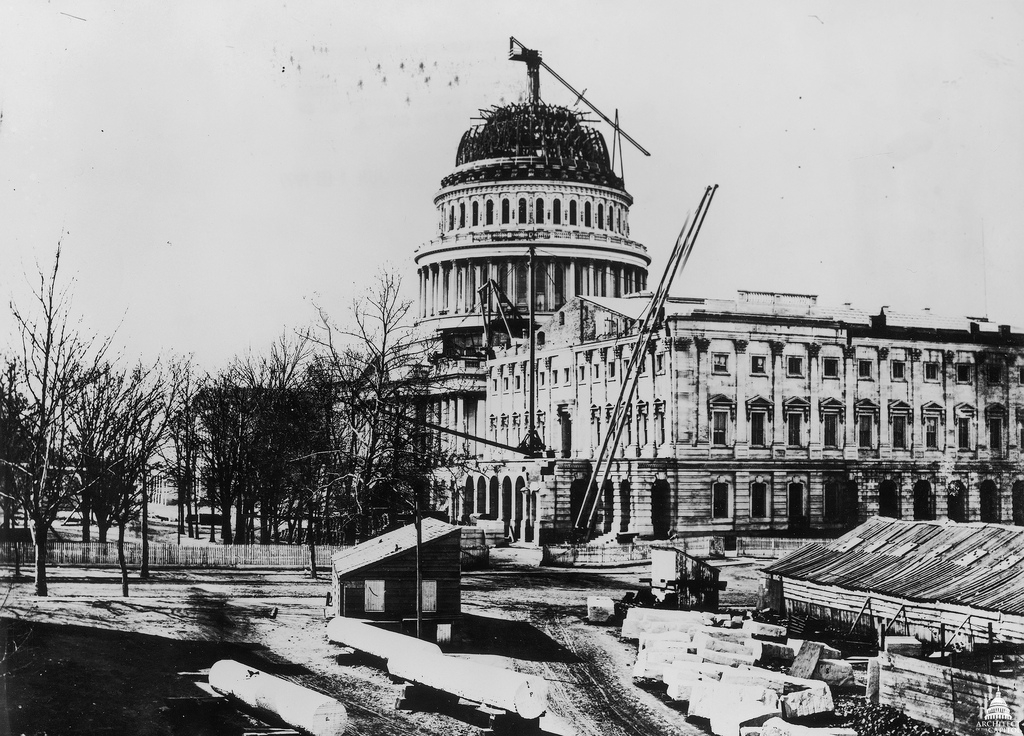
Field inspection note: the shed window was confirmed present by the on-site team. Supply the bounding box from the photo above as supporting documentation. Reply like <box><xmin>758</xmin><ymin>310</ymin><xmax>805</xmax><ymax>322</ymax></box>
<box><xmin>364</xmin><ymin>579</ymin><xmax>385</xmax><ymax>612</ymax></box>
<box><xmin>421</xmin><ymin>580</ymin><xmax>437</xmax><ymax>613</ymax></box>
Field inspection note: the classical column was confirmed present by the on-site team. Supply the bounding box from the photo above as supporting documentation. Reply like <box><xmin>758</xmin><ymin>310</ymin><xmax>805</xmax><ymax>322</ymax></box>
<box><xmin>843</xmin><ymin>345</ymin><xmax>858</xmax><ymax>459</ymax></box>
<box><xmin>734</xmin><ymin>339</ymin><xmax>749</xmax><ymax>457</ymax></box>
<box><xmin>695</xmin><ymin>336</ymin><xmax>711</xmax><ymax>446</ymax></box>
<box><xmin>769</xmin><ymin>341</ymin><xmax>785</xmax><ymax>452</ymax></box>
<box><xmin>878</xmin><ymin>347</ymin><xmax>891</xmax><ymax>457</ymax></box>
<box><xmin>808</xmin><ymin>343</ymin><xmax>821</xmax><ymax>458</ymax></box>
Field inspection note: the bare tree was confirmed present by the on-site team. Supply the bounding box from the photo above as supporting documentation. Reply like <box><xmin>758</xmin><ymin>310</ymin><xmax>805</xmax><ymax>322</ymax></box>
<box><xmin>2</xmin><ymin>246</ymin><xmax>109</xmax><ymax>596</ymax></box>
<box><xmin>162</xmin><ymin>356</ymin><xmax>202</xmax><ymax>540</ymax></box>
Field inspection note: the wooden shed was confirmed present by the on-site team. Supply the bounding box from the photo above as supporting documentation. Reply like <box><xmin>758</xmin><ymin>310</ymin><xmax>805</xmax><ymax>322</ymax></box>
<box><xmin>765</xmin><ymin>517</ymin><xmax>1024</xmax><ymax>647</ymax></box>
<box><xmin>329</xmin><ymin>518</ymin><xmax>462</xmax><ymax>622</ymax></box>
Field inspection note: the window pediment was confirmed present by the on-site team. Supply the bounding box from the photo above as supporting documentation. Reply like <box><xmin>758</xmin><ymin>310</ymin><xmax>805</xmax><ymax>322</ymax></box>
<box><xmin>855</xmin><ymin>398</ymin><xmax>879</xmax><ymax>414</ymax></box>
<box><xmin>985</xmin><ymin>403</ymin><xmax>1007</xmax><ymax>418</ymax></box>
<box><xmin>920</xmin><ymin>401</ymin><xmax>945</xmax><ymax>422</ymax></box>
<box><xmin>888</xmin><ymin>400</ymin><xmax>912</xmax><ymax>415</ymax></box>
<box><xmin>954</xmin><ymin>402</ymin><xmax>976</xmax><ymax>417</ymax></box>
<box><xmin>783</xmin><ymin>396</ymin><xmax>811</xmax><ymax>419</ymax></box>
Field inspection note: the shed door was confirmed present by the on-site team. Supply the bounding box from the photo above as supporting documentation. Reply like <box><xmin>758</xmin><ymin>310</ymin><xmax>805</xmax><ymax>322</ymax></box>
<box><xmin>421</xmin><ymin>580</ymin><xmax>437</xmax><ymax>613</ymax></box>
<box><xmin>364</xmin><ymin>579</ymin><xmax>385</xmax><ymax>612</ymax></box>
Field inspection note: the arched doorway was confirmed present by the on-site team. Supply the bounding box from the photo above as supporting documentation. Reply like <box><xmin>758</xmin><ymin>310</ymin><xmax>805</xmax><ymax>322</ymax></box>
<box><xmin>569</xmin><ymin>478</ymin><xmax>588</xmax><ymax>532</ymax></box>
<box><xmin>878</xmin><ymin>480</ymin><xmax>900</xmax><ymax>519</ymax></box>
<box><xmin>462</xmin><ymin>477</ymin><xmax>474</xmax><ymax>521</ymax></box>
<box><xmin>514</xmin><ymin>477</ymin><xmax>525</xmax><ymax>542</ymax></box>
<box><xmin>1013</xmin><ymin>481</ymin><xmax>1024</xmax><ymax>526</ymax></box>
<box><xmin>476</xmin><ymin>477</ymin><xmax>487</xmax><ymax>516</ymax></box>
<box><xmin>619</xmin><ymin>480</ymin><xmax>632</xmax><ymax>533</ymax></box>
<box><xmin>602</xmin><ymin>480</ymin><xmax>614</xmax><ymax>534</ymax></box>
<box><xmin>913</xmin><ymin>480</ymin><xmax>933</xmax><ymax>520</ymax></box>
<box><xmin>501</xmin><ymin>477</ymin><xmax>513</xmax><ymax>537</ymax></box>
<box><xmin>980</xmin><ymin>480</ymin><xmax>1000</xmax><ymax>523</ymax></box>
<box><xmin>947</xmin><ymin>481</ymin><xmax>967</xmax><ymax>522</ymax></box>
<box><xmin>651</xmin><ymin>479</ymin><xmax>671</xmax><ymax>539</ymax></box>
<box><xmin>788</xmin><ymin>482</ymin><xmax>806</xmax><ymax>530</ymax></box>
<box><xmin>488</xmin><ymin>476</ymin><xmax>499</xmax><ymax>518</ymax></box>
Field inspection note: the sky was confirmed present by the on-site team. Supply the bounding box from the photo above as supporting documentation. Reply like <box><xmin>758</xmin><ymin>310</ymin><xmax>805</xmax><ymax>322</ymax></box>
<box><xmin>1</xmin><ymin>1</ymin><xmax>1022</xmax><ymax>369</ymax></box>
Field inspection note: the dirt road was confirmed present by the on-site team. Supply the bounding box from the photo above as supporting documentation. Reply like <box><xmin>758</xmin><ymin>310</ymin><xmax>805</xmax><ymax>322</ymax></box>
<box><xmin>0</xmin><ymin>553</ymin><xmax>765</xmax><ymax>735</ymax></box>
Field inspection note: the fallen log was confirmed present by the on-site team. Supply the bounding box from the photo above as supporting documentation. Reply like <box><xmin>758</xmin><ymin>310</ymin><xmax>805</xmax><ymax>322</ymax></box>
<box><xmin>209</xmin><ymin>660</ymin><xmax>347</xmax><ymax>736</ymax></box>
<box><xmin>326</xmin><ymin>617</ymin><xmax>441</xmax><ymax>662</ymax></box>
<box><xmin>387</xmin><ymin>651</ymin><xmax>548</xmax><ymax>721</ymax></box>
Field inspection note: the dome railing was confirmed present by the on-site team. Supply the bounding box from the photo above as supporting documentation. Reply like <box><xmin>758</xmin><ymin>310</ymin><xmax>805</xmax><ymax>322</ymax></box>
<box><xmin>416</xmin><ymin>227</ymin><xmax>648</xmax><ymax>255</ymax></box>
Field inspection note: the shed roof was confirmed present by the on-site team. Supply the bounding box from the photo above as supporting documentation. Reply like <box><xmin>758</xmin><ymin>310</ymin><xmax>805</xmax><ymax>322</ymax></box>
<box><xmin>765</xmin><ymin>517</ymin><xmax>1024</xmax><ymax>616</ymax></box>
<box><xmin>331</xmin><ymin>518</ymin><xmax>461</xmax><ymax>579</ymax></box>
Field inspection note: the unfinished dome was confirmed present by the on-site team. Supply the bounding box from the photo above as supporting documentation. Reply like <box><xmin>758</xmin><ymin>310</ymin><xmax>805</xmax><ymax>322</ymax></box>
<box><xmin>443</xmin><ymin>103</ymin><xmax>624</xmax><ymax>190</ymax></box>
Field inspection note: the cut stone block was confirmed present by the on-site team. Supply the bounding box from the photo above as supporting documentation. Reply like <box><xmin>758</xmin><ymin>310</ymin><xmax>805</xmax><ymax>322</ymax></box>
<box><xmin>788</xmin><ymin>639</ymin><xmax>841</xmax><ymax>660</ymax></box>
<box><xmin>621</xmin><ymin>607</ymin><xmax>705</xmax><ymax>639</ymax></box>
<box><xmin>780</xmin><ymin>684</ymin><xmax>835</xmax><ymax>719</ymax></box>
<box><xmin>719</xmin><ymin>669</ymin><xmax>787</xmax><ymax>697</ymax></box>
<box><xmin>788</xmin><ymin>641</ymin><xmax>825</xmax><ymax>679</ymax></box>
<box><xmin>665</xmin><ymin>675</ymin><xmax>705</xmax><ymax>702</ymax></box>
<box><xmin>883</xmin><ymin>635</ymin><xmax>921</xmax><ymax>657</ymax></box>
<box><xmin>813</xmin><ymin>659</ymin><xmax>854</xmax><ymax>688</ymax></box>
<box><xmin>698</xmin><ymin>626</ymin><xmax>752</xmax><ymax>645</ymax></box>
<box><xmin>631</xmin><ymin>650</ymin><xmax>667</xmax><ymax>680</ymax></box>
<box><xmin>639</xmin><ymin>630</ymin><xmax>693</xmax><ymax>651</ymax></box>
<box><xmin>700</xmin><ymin>648</ymin><xmax>758</xmax><ymax>668</ymax></box>
<box><xmin>587</xmin><ymin>596</ymin><xmax>616</xmax><ymax>623</ymax></box>
<box><xmin>866</xmin><ymin>657</ymin><xmax>880</xmax><ymax>703</ymax></box>
<box><xmin>664</xmin><ymin>660</ymin><xmax>724</xmax><ymax>685</ymax></box>
<box><xmin>688</xmin><ymin>681</ymin><xmax>779</xmax><ymax>723</ymax></box>
<box><xmin>712</xmin><ymin>704</ymin><xmax>782</xmax><ymax>736</ymax></box>
<box><xmin>760</xmin><ymin>717</ymin><xmax>857</xmax><ymax>736</ymax></box>
<box><xmin>742</xmin><ymin>620</ymin><xmax>788</xmax><ymax>641</ymax></box>
<box><xmin>758</xmin><ymin>641</ymin><xmax>797</xmax><ymax>663</ymax></box>
<box><xmin>697</xmin><ymin>633</ymin><xmax>755</xmax><ymax>656</ymax></box>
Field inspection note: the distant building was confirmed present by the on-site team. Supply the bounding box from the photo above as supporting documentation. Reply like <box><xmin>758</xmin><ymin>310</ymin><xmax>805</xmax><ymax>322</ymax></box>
<box><xmin>329</xmin><ymin>518</ymin><xmax>462</xmax><ymax>622</ymax></box>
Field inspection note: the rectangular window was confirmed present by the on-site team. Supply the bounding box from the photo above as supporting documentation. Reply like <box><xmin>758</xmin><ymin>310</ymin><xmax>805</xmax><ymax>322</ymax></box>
<box><xmin>593</xmin><ymin>364</ymin><xmax>600</xmax><ymax>380</ymax></box>
<box><xmin>987</xmin><ymin>364</ymin><xmax>1002</xmax><ymax>384</ymax></box>
<box><xmin>990</xmin><ymin>417</ymin><xmax>1003</xmax><ymax>452</ymax></box>
<box><xmin>892</xmin><ymin>415</ymin><xmax>907</xmax><ymax>449</ymax></box>
<box><xmin>924</xmin><ymin>362</ymin><xmax>940</xmax><ymax>381</ymax></box>
<box><xmin>823</xmin><ymin>413</ymin><xmax>839</xmax><ymax>448</ymax></box>
<box><xmin>750</xmin><ymin>482</ymin><xmax>767</xmax><ymax>518</ymax></box>
<box><xmin>823</xmin><ymin>482</ymin><xmax>842</xmax><ymax>522</ymax></box>
<box><xmin>891</xmin><ymin>361</ymin><xmax>906</xmax><ymax>381</ymax></box>
<box><xmin>364</xmin><ymin>580</ymin><xmax>385</xmax><ymax>613</ymax></box>
<box><xmin>421</xmin><ymin>580</ymin><xmax>437</xmax><ymax>613</ymax></box>
<box><xmin>858</xmin><ymin>414</ymin><xmax>873</xmax><ymax>448</ymax></box>
<box><xmin>712</xmin><ymin>411</ymin><xmax>729</xmax><ymax>446</ymax></box>
<box><xmin>712</xmin><ymin>353</ymin><xmax>729</xmax><ymax>374</ymax></box>
<box><xmin>563</xmin><ymin>368</ymin><xmax>570</xmax><ymax>384</ymax></box>
<box><xmin>957</xmin><ymin>416</ymin><xmax>971</xmax><ymax>449</ymax></box>
<box><xmin>608</xmin><ymin>361</ymin><xmax>616</xmax><ymax>379</ymax></box>
<box><xmin>925</xmin><ymin>416</ymin><xmax>939</xmax><ymax>449</ymax></box>
<box><xmin>787</xmin><ymin>356</ymin><xmax>804</xmax><ymax>377</ymax></box>
<box><xmin>858</xmin><ymin>360</ymin><xmax>873</xmax><ymax>379</ymax></box>
<box><xmin>515</xmin><ymin>375</ymin><xmax>522</xmax><ymax>391</ymax></box>
<box><xmin>712</xmin><ymin>482</ymin><xmax>729</xmax><ymax>519</ymax></box>
<box><xmin>503</xmin><ymin>377</ymin><xmax>509</xmax><ymax>392</ymax></box>
<box><xmin>579</xmin><ymin>366</ymin><xmax>586</xmax><ymax>382</ymax></box>
<box><xmin>656</xmin><ymin>354</ymin><xmax>665</xmax><ymax>373</ymax></box>
<box><xmin>750</xmin><ymin>355</ymin><xmax>767</xmax><ymax>375</ymax></box>
<box><xmin>823</xmin><ymin>357</ymin><xmax>839</xmax><ymax>378</ymax></box>
<box><xmin>492</xmin><ymin>379</ymin><xmax>498</xmax><ymax>392</ymax></box>
<box><xmin>787</xmin><ymin>413</ymin><xmax>803</xmax><ymax>447</ymax></box>
<box><xmin>956</xmin><ymin>363</ymin><xmax>972</xmax><ymax>383</ymax></box>
<box><xmin>750</xmin><ymin>412</ymin><xmax>766</xmax><ymax>447</ymax></box>
<box><xmin>539</xmin><ymin>372</ymin><xmax>545</xmax><ymax>387</ymax></box>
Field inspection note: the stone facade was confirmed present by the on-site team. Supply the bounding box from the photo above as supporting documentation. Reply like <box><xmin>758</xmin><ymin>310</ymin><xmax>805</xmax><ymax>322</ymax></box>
<box><xmin>452</xmin><ymin>292</ymin><xmax>1024</xmax><ymax>543</ymax></box>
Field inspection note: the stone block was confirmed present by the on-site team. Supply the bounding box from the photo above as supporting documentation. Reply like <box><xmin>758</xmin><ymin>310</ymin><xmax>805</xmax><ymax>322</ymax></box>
<box><xmin>813</xmin><ymin>659</ymin><xmax>855</xmax><ymax>688</ymax></box>
<box><xmin>780</xmin><ymin>684</ymin><xmax>835</xmax><ymax>719</ymax></box>
<box><xmin>639</xmin><ymin>630</ymin><xmax>692</xmax><ymax>651</ymax></box>
<box><xmin>866</xmin><ymin>657</ymin><xmax>880</xmax><ymax>703</ymax></box>
<box><xmin>700</xmin><ymin>648</ymin><xmax>758</xmax><ymax>668</ymax></box>
<box><xmin>665</xmin><ymin>676</ymin><xmax>704</xmax><ymax>702</ymax></box>
<box><xmin>631</xmin><ymin>650</ymin><xmax>666</xmax><ymax>680</ymax></box>
<box><xmin>742</xmin><ymin>620</ymin><xmax>788</xmax><ymax>641</ymax></box>
<box><xmin>664</xmin><ymin>660</ymin><xmax>724</xmax><ymax>684</ymax></box>
<box><xmin>719</xmin><ymin>668</ymin><xmax>787</xmax><ymax>697</ymax></box>
<box><xmin>688</xmin><ymin>681</ymin><xmax>779</xmax><ymax>723</ymax></box>
<box><xmin>587</xmin><ymin>596</ymin><xmax>616</xmax><ymax>623</ymax></box>
<box><xmin>698</xmin><ymin>633</ymin><xmax>755</xmax><ymax>656</ymax></box>
<box><xmin>697</xmin><ymin>626</ymin><xmax>753</xmax><ymax>645</ymax></box>
<box><xmin>788</xmin><ymin>639</ymin><xmax>841</xmax><ymax>660</ymax></box>
<box><xmin>883</xmin><ymin>636</ymin><xmax>921</xmax><ymax>657</ymax></box>
<box><xmin>712</xmin><ymin>704</ymin><xmax>782</xmax><ymax>736</ymax></box>
<box><xmin>760</xmin><ymin>717</ymin><xmax>857</xmax><ymax>736</ymax></box>
<box><xmin>758</xmin><ymin>641</ymin><xmax>797</xmax><ymax>663</ymax></box>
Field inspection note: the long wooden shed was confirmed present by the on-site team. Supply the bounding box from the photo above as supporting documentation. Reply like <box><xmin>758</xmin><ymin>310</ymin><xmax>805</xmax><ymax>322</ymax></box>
<box><xmin>765</xmin><ymin>517</ymin><xmax>1024</xmax><ymax>647</ymax></box>
<box><xmin>329</xmin><ymin>518</ymin><xmax>462</xmax><ymax>622</ymax></box>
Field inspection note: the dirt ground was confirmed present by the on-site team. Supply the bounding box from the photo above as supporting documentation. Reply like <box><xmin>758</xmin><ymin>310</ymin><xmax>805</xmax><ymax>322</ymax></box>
<box><xmin>0</xmin><ymin>548</ymin><xmax>767</xmax><ymax>736</ymax></box>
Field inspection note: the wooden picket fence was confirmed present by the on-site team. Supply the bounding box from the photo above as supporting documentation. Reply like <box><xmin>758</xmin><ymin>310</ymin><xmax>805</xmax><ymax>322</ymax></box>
<box><xmin>734</xmin><ymin>536</ymin><xmax>823</xmax><ymax>558</ymax></box>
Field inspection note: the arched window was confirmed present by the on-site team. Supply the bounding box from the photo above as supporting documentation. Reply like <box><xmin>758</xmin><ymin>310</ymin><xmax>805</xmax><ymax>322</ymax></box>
<box><xmin>913</xmin><ymin>480</ymin><xmax>933</xmax><ymax>520</ymax></box>
<box><xmin>535</xmin><ymin>198</ymin><xmax>544</xmax><ymax>224</ymax></box>
<box><xmin>553</xmin><ymin>199</ymin><xmax>562</xmax><ymax>225</ymax></box>
<box><xmin>459</xmin><ymin>202</ymin><xmax>466</xmax><ymax>228</ymax></box>
<box><xmin>878</xmin><ymin>480</ymin><xmax>899</xmax><ymax>518</ymax></box>
<box><xmin>569</xmin><ymin>200</ymin><xmax>578</xmax><ymax>225</ymax></box>
<box><xmin>597</xmin><ymin>203</ymin><xmax>604</xmax><ymax>229</ymax></box>
<box><xmin>486</xmin><ymin>199</ymin><xmax>494</xmax><ymax>225</ymax></box>
<box><xmin>501</xmin><ymin>198</ymin><xmax>510</xmax><ymax>224</ymax></box>
<box><xmin>471</xmin><ymin>201</ymin><xmax>479</xmax><ymax>227</ymax></box>
<box><xmin>584</xmin><ymin>201</ymin><xmax>592</xmax><ymax>227</ymax></box>
<box><xmin>449</xmin><ymin>206</ymin><xmax>455</xmax><ymax>231</ymax></box>
<box><xmin>980</xmin><ymin>479</ymin><xmax>1000</xmax><ymax>522</ymax></box>
<box><xmin>947</xmin><ymin>481</ymin><xmax>967</xmax><ymax>522</ymax></box>
<box><xmin>518</xmin><ymin>198</ymin><xmax>527</xmax><ymax>224</ymax></box>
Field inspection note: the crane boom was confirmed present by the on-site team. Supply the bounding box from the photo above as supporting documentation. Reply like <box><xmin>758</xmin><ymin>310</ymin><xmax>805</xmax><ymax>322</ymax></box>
<box><xmin>574</xmin><ymin>185</ymin><xmax>718</xmax><ymax>541</ymax></box>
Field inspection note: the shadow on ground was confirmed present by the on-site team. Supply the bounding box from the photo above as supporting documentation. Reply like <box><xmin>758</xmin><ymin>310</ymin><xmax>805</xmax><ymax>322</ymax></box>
<box><xmin>444</xmin><ymin>612</ymin><xmax>579</xmax><ymax>663</ymax></box>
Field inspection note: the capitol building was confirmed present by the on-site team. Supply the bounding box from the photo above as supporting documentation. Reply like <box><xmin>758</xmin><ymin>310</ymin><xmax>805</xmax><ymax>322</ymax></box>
<box><xmin>414</xmin><ymin>78</ymin><xmax>1024</xmax><ymax>546</ymax></box>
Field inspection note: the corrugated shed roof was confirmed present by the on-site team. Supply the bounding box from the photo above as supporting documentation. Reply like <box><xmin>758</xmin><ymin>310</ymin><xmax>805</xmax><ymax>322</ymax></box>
<box><xmin>331</xmin><ymin>518</ymin><xmax>461</xmax><ymax>579</ymax></box>
<box><xmin>765</xmin><ymin>517</ymin><xmax>1024</xmax><ymax>616</ymax></box>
